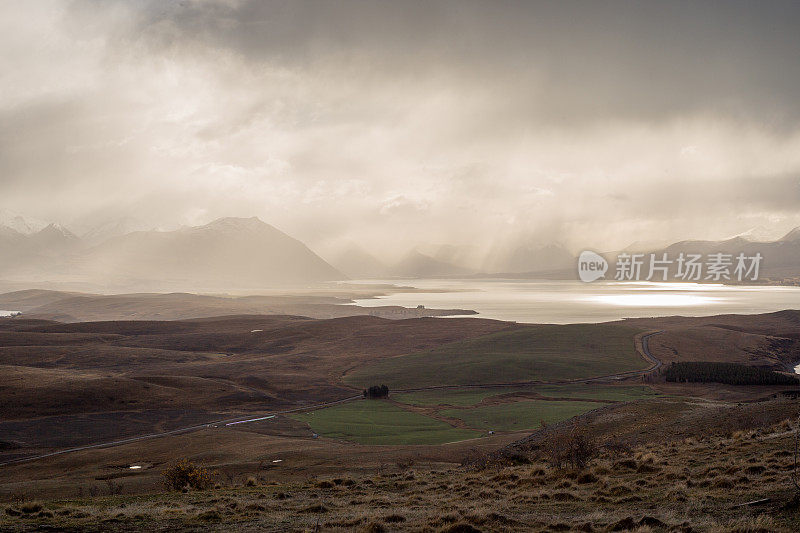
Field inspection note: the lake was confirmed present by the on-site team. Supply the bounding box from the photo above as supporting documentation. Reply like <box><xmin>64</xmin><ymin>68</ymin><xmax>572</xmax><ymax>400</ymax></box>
<box><xmin>348</xmin><ymin>279</ymin><xmax>800</xmax><ymax>324</ymax></box>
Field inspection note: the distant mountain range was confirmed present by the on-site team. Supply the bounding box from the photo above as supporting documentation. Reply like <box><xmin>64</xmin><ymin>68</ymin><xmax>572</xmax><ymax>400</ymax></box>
<box><xmin>651</xmin><ymin>228</ymin><xmax>800</xmax><ymax>281</ymax></box>
<box><xmin>2</xmin><ymin>210</ymin><xmax>800</xmax><ymax>286</ymax></box>
<box><xmin>328</xmin><ymin>241</ymin><xmax>575</xmax><ymax>279</ymax></box>
<box><xmin>563</xmin><ymin>228</ymin><xmax>800</xmax><ymax>283</ymax></box>
<box><xmin>329</xmin><ymin>226</ymin><xmax>800</xmax><ymax>283</ymax></box>
<box><xmin>0</xmin><ymin>216</ymin><xmax>344</xmax><ymax>289</ymax></box>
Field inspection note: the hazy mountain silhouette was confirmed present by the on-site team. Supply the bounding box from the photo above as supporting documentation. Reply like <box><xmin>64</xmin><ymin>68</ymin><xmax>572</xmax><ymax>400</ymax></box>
<box><xmin>780</xmin><ymin>227</ymin><xmax>800</xmax><ymax>242</ymax></box>
<box><xmin>28</xmin><ymin>224</ymin><xmax>82</xmax><ymax>254</ymax></box>
<box><xmin>487</xmin><ymin>242</ymin><xmax>574</xmax><ymax>274</ymax></box>
<box><xmin>473</xmin><ymin>227</ymin><xmax>800</xmax><ymax>282</ymax></box>
<box><xmin>0</xmin><ymin>223</ymin><xmax>82</xmax><ymax>276</ymax></box>
<box><xmin>391</xmin><ymin>250</ymin><xmax>472</xmax><ymax>278</ymax></box>
<box><xmin>328</xmin><ymin>244</ymin><xmax>389</xmax><ymax>279</ymax></box>
<box><xmin>653</xmin><ymin>229</ymin><xmax>800</xmax><ymax>280</ymax></box>
<box><xmin>586</xmin><ymin>227</ymin><xmax>800</xmax><ymax>282</ymax></box>
<box><xmin>2</xmin><ymin>211</ymin><xmax>800</xmax><ymax>285</ymax></box>
<box><xmin>0</xmin><ymin>209</ymin><xmax>47</xmax><ymax>235</ymax></box>
<box><xmin>0</xmin><ymin>225</ymin><xmax>24</xmax><ymax>246</ymax></box>
<box><xmin>0</xmin><ymin>217</ymin><xmax>344</xmax><ymax>289</ymax></box>
<box><xmin>80</xmin><ymin>217</ymin><xmax>344</xmax><ymax>287</ymax></box>
<box><xmin>81</xmin><ymin>217</ymin><xmax>153</xmax><ymax>245</ymax></box>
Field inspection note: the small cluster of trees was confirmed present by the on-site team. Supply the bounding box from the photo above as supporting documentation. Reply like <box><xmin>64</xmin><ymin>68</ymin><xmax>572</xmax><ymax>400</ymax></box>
<box><xmin>363</xmin><ymin>384</ymin><xmax>389</xmax><ymax>399</ymax></box>
<box><xmin>664</xmin><ymin>361</ymin><xmax>799</xmax><ymax>386</ymax></box>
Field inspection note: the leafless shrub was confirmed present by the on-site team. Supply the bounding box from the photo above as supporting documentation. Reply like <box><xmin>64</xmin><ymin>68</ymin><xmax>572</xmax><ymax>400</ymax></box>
<box><xmin>603</xmin><ymin>435</ymin><xmax>633</xmax><ymax>456</ymax></box>
<box><xmin>542</xmin><ymin>421</ymin><xmax>597</xmax><ymax>469</ymax></box>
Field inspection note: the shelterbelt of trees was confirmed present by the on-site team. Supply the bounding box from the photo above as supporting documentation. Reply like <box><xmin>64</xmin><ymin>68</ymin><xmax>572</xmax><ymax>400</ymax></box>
<box><xmin>664</xmin><ymin>361</ymin><xmax>799</xmax><ymax>386</ymax></box>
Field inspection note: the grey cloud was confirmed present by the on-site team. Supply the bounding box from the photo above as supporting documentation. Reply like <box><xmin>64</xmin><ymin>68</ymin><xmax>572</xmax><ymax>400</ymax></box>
<box><xmin>1</xmin><ymin>0</ymin><xmax>800</xmax><ymax>256</ymax></box>
<box><xmin>86</xmin><ymin>0</ymin><xmax>800</xmax><ymax>126</ymax></box>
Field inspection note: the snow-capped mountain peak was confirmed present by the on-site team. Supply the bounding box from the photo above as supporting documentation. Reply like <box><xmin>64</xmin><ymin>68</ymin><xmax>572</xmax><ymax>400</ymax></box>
<box><xmin>0</xmin><ymin>208</ymin><xmax>48</xmax><ymax>234</ymax></box>
<box><xmin>728</xmin><ymin>226</ymin><xmax>780</xmax><ymax>243</ymax></box>
<box><xmin>37</xmin><ymin>223</ymin><xmax>78</xmax><ymax>239</ymax></box>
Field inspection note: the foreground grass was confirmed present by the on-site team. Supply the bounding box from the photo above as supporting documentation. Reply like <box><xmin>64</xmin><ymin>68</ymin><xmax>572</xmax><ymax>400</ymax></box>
<box><xmin>290</xmin><ymin>400</ymin><xmax>481</xmax><ymax>445</ymax></box>
<box><xmin>393</xmin><ymin>384</ymin><xmax>659</xmax><ymax>407</ymax></box>
<box><xmin>5</xmin><ymin>416</ymin><xmax>800</xmax><ymax>532</ymax></box>
<box><xmin>344</xmin><ymin>323</ymin><xmax>646</xmax><ymax>389</ymax></box>
<box><xmin>440</xmin><ymin>400</ymin><xmax>602</xmax><ymax>431</ymax></box>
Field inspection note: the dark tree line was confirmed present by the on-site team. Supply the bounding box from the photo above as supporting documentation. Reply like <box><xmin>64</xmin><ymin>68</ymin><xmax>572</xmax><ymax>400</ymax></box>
<box><xmin>664</xmin><ymin>361</ymin><xmax>799</xmax><ymax>386</ymax></box>
<box><xmin>363</xmin><ymin>385</ymin><xmax>389</xmax><ymax>399</ymax></box>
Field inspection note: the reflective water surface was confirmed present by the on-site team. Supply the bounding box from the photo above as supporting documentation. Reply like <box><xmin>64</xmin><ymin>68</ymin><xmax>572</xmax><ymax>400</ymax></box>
<box><xmin>348</xmin><ymin>279</ymin><xmax>800</xmax><ymax>324</ymax></box>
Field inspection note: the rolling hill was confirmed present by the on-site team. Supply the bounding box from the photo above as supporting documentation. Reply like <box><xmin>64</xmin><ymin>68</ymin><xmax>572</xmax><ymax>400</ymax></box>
<box><xmin>344</xmin><ymin>323</ymin><xmax>646</xmax><ymax>388</ymax></box>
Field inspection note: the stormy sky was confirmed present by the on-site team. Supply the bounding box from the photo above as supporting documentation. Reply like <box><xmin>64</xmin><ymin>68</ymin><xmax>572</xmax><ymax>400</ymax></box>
<box><xmin>2</xmin><ymin>0</ymin><xmax>800</xmax><ymax>255</ymax></box>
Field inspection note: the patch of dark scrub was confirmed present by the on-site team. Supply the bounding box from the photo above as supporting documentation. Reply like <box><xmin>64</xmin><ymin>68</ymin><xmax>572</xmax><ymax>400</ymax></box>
<box><xmin>0</xmin><ymin>440</ymin><xmax>22</xmax><ymax>451</ymax></box>
<box><xmin>258</xmin><ymin>339</ymin><xmax>296</xmax><ymax>354</ymax></box>
<box><xmin>664</xmin><ymin>361</ymin><xmax>799</xmax><ymax>386</ymax></box>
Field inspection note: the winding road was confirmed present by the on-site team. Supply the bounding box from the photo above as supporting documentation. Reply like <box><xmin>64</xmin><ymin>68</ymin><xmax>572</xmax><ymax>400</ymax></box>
<box><xmin>0</xmin><ymin>331</ymin><xmax>664</xmax><ymax>468</ymax></box>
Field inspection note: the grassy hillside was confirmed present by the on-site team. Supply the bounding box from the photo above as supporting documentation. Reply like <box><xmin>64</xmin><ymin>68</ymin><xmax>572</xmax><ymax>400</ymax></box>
<box><xmin>344</xmin><ymin>323</ymin><xmax>645</xmax><ymax>389</ymax></box>
<box><xmin>0</xmin><ymin>314</ymin><xmax>512</xmax><ymax>455</ymax></box>
<box><xmin>291</xmin><ymin>401</ymin><xmax>480</xmax><ymax>445</ymax></box>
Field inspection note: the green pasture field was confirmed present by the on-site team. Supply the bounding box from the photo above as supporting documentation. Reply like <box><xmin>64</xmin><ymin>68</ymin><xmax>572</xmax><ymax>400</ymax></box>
<box><xmin>290</xmin><ymin>400</ymin><xmax>481</xmax><ymax>445</ymax></box>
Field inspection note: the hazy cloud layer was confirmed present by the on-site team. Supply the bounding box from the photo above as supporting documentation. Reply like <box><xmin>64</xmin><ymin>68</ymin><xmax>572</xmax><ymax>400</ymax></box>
<box><xmin>2</xmin><ymin>0</ymin><xmax>800</xmax><ymax>255</ymax></box>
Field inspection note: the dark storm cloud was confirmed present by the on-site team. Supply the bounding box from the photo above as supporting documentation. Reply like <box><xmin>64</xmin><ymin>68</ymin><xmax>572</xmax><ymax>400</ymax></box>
<box><xmin>99</xmin><ymin>0</ymin><xmax>800</xmax><ymax>126</ymax></box>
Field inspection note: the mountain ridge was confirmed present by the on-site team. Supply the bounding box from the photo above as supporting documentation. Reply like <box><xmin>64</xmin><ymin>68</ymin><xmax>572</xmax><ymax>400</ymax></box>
<box><xmin>0</xmin><ymin>216</ymin><xmax>345</xmax><ymax>289</ymax></box>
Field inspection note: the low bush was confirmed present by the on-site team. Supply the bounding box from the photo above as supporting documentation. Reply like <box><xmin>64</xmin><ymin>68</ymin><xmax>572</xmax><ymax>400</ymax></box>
<box><xmin>19</xmin><ymin>502</ymin><xmax>42</xmax><ymax>514</ymax></box>
<box><xmin>162</xmin><ymin>459</ymin><xmax>213</xmax><ymax>491</ymax></box>
<box><xmin>542</xmin><ymin>422</ymin><xmax>597</xmax><ymax>469</ymax></box>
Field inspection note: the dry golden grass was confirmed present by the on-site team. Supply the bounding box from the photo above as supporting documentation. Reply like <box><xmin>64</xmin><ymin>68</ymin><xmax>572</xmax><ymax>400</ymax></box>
<box><xmin>3</xmin><ymin>417</ymin><xmax>800</xmax><ymax>531</ymax></box>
